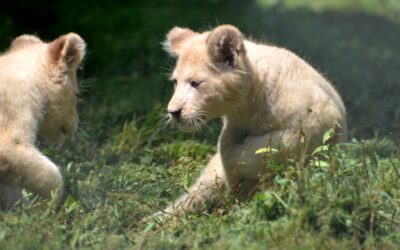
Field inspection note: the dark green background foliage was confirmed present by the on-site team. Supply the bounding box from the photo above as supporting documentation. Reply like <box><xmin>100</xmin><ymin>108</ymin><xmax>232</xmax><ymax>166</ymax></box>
<box><xmin>0</xmin><ymin>0</ymin><xmax>399</xmax><ymax>249</ymax></box>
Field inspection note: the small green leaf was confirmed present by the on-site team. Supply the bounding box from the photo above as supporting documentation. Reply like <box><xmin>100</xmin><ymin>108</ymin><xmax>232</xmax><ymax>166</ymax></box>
<box><xmin>255</xmin><ymin>147</ymin><xmax>278</xmax><ymax>155</ymax></box>
<box><xmin>144</xmin><ymin>222</ymin><xmax>156</xmax><ymax>233</ymax></box>
<box><xmin>313</xmin><ymin>160</ymin><xmax>329</xmax><ymax>168</ymax></box>
<box><xmin>323</xmin><ymin>128</ymin><xmax>335</xmax><ymax>144</ymax></box>
<box><xmin>312</xmin><ymin>145</ymin><xmax>329</xmax><ymax>155</ymax></box>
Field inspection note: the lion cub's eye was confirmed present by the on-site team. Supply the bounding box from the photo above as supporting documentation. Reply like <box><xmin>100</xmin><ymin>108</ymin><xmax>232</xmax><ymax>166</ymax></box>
<box><xmin>171</xmin><ymin>79</ymin><xmax>177</xmax><ymax>88</ymax></box>
<box><xmin>190</xmin><ymin>80</ymin><xmax>203</xmax><ymax>88</ymax></box>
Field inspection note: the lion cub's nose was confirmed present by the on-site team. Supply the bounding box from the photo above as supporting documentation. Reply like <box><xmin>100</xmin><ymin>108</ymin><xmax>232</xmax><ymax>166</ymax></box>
<box><xmin>168</xmin><ymin>109</ymin><xmax>182</xmax><ymax>120</ymax></box>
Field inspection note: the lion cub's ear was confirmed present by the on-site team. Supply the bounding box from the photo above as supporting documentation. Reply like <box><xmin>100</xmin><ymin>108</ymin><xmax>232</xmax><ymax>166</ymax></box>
<box><xmin>163</xmin><ymin>27</ymin><xmax>197</xmax><ymax>57</ymax></box>
<box><xmin>9</xmin><ymin>35</ymin><xmax>42</xmax><ymax>51</ymax></box>
<box><xmin>206</xmin><ymin>25</ymin><xmax>245</xmax><ymax>68</ymax></box>
<box><xmin>48</xmin><ymin>33</ymin><xmax>86</xmax><ymax>69</ymax></box>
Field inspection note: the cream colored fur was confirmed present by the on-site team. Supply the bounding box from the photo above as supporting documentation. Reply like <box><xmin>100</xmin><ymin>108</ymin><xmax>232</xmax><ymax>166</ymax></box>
<box><xmin>163</xmin><ymin>25</ymin><xmax>347</xmax><ymax>213</ymax></box>
<box><xmin>0</xmin><ymin>33</ymin><xmax>86</xmax><ymax>208</ymax></box>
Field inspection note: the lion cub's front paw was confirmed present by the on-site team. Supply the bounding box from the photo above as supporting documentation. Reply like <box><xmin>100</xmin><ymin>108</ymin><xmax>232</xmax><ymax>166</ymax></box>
<box><xmin>142</xmin><ymin>209</ymin><xmax>174</xmax><ymax>225</ymax></box>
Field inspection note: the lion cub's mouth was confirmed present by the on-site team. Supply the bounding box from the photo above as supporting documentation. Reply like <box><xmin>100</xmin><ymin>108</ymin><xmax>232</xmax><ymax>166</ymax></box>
<box><xmin>60</xmin><ymin>125</ymin><xmax>76</xmax><ymax>136</ymax></box>
<box><xmin>171</xmin><ymin>113</ymin><xmax>207</xmax><ymax>133</ymax></box>
<box><xmin>60</xmin><ymin>126</ymin><xmax>68</xmax><ymax>135</ymax></box>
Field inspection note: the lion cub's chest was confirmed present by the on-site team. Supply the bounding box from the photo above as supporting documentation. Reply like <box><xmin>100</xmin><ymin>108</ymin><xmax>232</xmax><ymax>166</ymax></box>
<box><xmin>220</xmin><ymin>117</ymin><xmax>271</xmax><ymax>147</ymax></box>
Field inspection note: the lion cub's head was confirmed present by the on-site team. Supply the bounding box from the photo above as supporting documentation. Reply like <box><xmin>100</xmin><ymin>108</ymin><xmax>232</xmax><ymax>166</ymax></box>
<box><xmin>164</xmin><ymin>25</ymin><xmax>249</xmax><ymax>132</ymax></box>
<box><xmin>7</xmin><ymin>33</ymin><xmax>86</xmax><ymax>144</ymax></box>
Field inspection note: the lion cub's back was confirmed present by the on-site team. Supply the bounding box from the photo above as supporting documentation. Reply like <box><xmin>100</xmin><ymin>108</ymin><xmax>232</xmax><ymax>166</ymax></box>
<box><xmin>245</xmin><ymin>41</ymin><xmax>347</xmax><ymax>141</ymax></box>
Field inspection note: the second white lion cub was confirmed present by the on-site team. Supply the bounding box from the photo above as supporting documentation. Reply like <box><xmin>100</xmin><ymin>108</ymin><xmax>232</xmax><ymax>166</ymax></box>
<box><xmin>163</xmin><ymin>24</ymin><xmax>347</xmax><ymax>213</ymax></box>
<box><xmin>0</xmin><ymin>33</ymin><xmax>86</xmax><ymax>208</ymax></box>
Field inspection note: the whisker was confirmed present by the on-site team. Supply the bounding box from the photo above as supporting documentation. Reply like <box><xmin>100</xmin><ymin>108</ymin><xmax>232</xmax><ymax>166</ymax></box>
<box><xmin>192</xmin><ymin>116</ymin><xmax>199</xmax><ymax>130</ymax></box>
<box><xmin>195</xmin><ymin>117</ymin><xmax>202</xmax><ymax>130</ymax></box>
<box><xmin>75</xmin><ymin>127</ymin><xmax>91</xmax><ymax>141</ymax></box>
<box><xmin>78</xmin><ymin>77</ymin><xmax>96</xmax><ymax>94</ymax></box>
<box><xmin>189</xmin><ymin>116</ymin><xmax>195</xmax><ymax>128</ymax></box>
<box><xmin>234</xmin><ymin>68</ymin><xmax>249</xmax><ymax>76</ymax></box>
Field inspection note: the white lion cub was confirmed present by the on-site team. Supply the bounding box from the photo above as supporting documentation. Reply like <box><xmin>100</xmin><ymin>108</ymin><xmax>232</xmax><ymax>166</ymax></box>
<box><xmin>0</xmin><ymin>33</ymin><xmax>86</xmax><ymax>208</ymax></box>
<box><xmin>163</xmin><ymin>24</ymin><xmax>347</xmax><ymax>213</ymax></box>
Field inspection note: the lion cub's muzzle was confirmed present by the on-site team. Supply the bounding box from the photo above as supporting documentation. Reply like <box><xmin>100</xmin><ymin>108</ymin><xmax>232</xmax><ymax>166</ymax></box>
<box><xmin>168</xmin><ymin>108</ymin><xmax>182</xmax><ymax>122</ymax></box>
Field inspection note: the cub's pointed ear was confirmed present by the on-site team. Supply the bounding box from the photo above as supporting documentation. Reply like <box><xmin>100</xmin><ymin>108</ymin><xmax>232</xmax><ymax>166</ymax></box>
<box><xmin>48</xmin><ymin>33</ymin><xmax>86</xmax><ymax>69</ymax></box>
<box><xmin>9</xmin><ymin>35</ymin><xmax>42</xmax><ymax>51</ymax></box>
<box><xmin>163</xmin><ymin>27</ymin><xmax>197</xmax><ymax>57</ymax></box>
<box><xmin>206</xmin><ymin>25</ymin><xmax>245</xmax><ymax>68</ymax></box>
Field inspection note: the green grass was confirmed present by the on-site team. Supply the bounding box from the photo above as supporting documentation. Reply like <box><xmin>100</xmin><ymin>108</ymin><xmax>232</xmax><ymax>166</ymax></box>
<box><xmin>0</xmin><ymin>0</ymin><xmax>399</xmax><ymax>249</ymax></box>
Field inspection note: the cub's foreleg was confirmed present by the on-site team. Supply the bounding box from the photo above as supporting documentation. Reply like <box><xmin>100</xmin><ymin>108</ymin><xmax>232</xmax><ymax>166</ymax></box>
<box><xmin>221</xmin><ymin>129</ymin><xmax>302</xmax><ymax>191</ymax></box>
<box><xmin>165</xmin><ymin>154</ymin><xmax>227</xmax><ymax>213</ymax></box>
<box><xmin>0</xmin><ymin>144</ymin><xmax>63</xmax><ymax>207</ymax></box>
<box><xmin>0</xmin><ymin>184</ymin><xmax>22</xmax><ymax>209</ymax></box>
